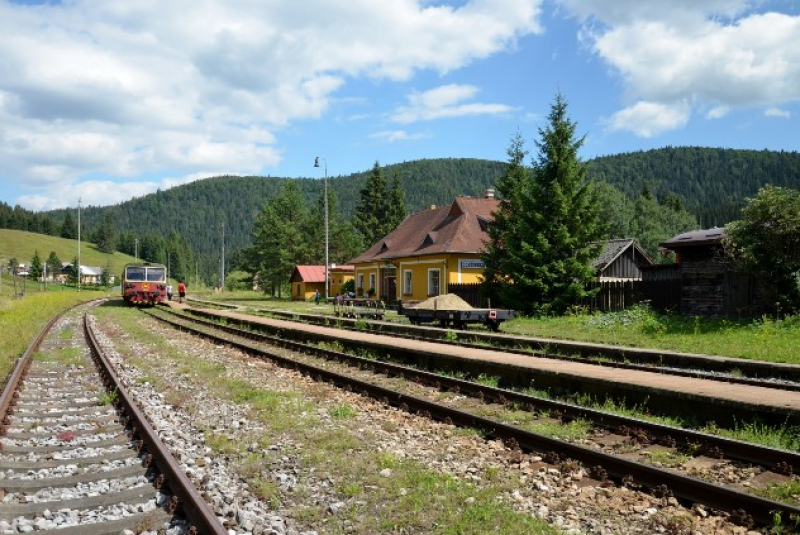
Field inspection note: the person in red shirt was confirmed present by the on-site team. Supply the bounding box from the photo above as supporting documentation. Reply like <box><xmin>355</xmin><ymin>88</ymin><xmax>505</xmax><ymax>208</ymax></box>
<box><xmin>178</xmin><ymin>280</ymin><xmax>186</xmax><ymax>303</ymax></box>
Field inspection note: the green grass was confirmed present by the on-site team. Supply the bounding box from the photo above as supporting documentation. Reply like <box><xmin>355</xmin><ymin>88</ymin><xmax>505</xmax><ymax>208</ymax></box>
<box><xmin>0</xmin><ymin>290</ymin><xmax>109</xmax><ymax>384</ymax></box>
<box><xmin>0</xmin><ymin>228</ymin><xmax>138</xmax><ymax>277</ymax></box>
<box><xmin>190</xmin><ymin>291</ymin><xmax>800</xmax><ymax>364</ymax></box>
<box><xmin>35</xmin><ymin>347</ymin><xmax>83</xmax><ymax>366</ymax></box>
<box><xmin>97</xmin><ymin>304</ymin><xmax>558</xmax><ymax>534</ymax></box>
<box><xmin>504</xmin><ymin>303</ymin><xmax>800</xmax><ymax>364</ymax></box>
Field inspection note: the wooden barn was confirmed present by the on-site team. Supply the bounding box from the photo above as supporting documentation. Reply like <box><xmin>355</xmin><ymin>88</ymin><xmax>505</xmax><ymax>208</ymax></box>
<box><xmin>592</xmin><ymin>239</ymin><xmax>653</xmax><ymax>281</ymax></box>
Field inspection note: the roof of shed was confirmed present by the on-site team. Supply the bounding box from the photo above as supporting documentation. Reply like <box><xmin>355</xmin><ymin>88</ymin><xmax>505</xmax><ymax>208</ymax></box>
<box><xmin>592</xmin><ymin>239</ymin><xmax>654</xmax><ymax>271</ymax></box>
<box><xmin>290</xmin><ymin>265</ymin><xmax>325</xmax><ymax>283</ymax></box>
<box><xmin>660</xmin><ymin>228</ymin><xmax>725</xmax><ymax>249</ymax></box>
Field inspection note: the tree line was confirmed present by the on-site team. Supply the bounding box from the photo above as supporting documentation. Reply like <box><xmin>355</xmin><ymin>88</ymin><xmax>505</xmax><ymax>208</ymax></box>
<box><xmin>238</xmin><ymin>162</ymin><xmax>407</xmax><ymax>295</ymax></box>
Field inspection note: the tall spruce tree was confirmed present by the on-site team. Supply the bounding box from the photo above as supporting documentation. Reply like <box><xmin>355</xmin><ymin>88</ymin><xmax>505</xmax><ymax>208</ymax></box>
<box><xmin>482</xmin><ymin>132</ymin><xmax>529</xmax><ymax>306</ymax></box>
<box><xmin>95</xmin><ymin>211</ymin><xmax>117</xmax><ymax>253</ymax></box>
<box><xmin>353</xmin><ymin>161</ymin><xmax>406</xmax><ymax>247</ymax></box>
<box><xmin>386</xmin><ymin>172</ymin><xmax>408</xmax><ymax>230</ymax></box>
<box><xmin>46</xmin><ymin>251</ymin><xmax>61</xmax><ymax>278</ymax></box>
<box><xmin>247</xmin><ymin>182</ymin><xmax>310</xmax><ymax>297</ymax></box>
<box><xmin>305</xmin><ymin>187</ymin><xmax>364</xmax><ymax>266</ymax></box>
<box><xmin>29</xmin><ymin>250</ymin><xmax>43</xmax><ymax>279</ymax></box>
<box><xmin>483</xmin><ymin>94</ymin><xmax>603</xmax><ymax>315</ymax></box>
<box><xmin>60</xmin><ymin>213</ymin><xmax>77</xmax><ymax>239</ymax></box>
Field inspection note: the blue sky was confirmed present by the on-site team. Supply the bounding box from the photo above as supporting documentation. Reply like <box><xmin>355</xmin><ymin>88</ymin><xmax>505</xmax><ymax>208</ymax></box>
<box><xmin>0</xmin><ymin>0</ymin><xmax>798</xmax><ymax>211</ymax></box>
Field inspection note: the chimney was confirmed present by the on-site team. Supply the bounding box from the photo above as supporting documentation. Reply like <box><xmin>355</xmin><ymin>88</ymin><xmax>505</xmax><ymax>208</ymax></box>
<box><xmin>485</xmin><ymin>188</ymin><xmax>495</xmax><ymax>199</ymax></box>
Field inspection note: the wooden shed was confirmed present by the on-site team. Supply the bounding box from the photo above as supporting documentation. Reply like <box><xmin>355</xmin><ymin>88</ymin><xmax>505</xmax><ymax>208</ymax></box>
<box><xmin>289</xmin><ymin>265</ymin><xmax>326</xmax><ymax>302</ymax></box>
<box><xmin>592</xmin><ymin>239</ymin><xmax>653</xmax><ymax>281</ymax></box>
<box><xmin>654</xmin><ymin>229</ymin><xmax>763</xmax><ymax>317</ymax></box>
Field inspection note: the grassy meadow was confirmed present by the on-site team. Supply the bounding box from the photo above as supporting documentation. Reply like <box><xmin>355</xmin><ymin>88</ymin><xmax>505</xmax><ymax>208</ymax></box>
<box><xmin>192</xmin><ymin>289</ymin><xmax>800</xmax><ymax>364</ymax></box>
<box><xmin>0</xmin><ymin>285</ymin><xmax>113</xmax><ymax>383</ymax></box>
<box><xmin>0</xmin><ymin>228</ymin><xmax>138</xmax><ymax>276</ymax></box>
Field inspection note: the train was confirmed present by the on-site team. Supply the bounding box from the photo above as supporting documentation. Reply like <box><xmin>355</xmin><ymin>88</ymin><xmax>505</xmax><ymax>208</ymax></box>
<box><xmin>121</xmin><ymin>262</ymin><xmax>167</xmax><ymax>305</ymax></box>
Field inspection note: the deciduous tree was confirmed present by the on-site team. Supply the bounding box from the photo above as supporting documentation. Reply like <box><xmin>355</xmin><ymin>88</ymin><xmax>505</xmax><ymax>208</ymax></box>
<box><xmin>725</xmin><ymin>185</ymin><xmax>800</xmax><ymax>312</ymax></box>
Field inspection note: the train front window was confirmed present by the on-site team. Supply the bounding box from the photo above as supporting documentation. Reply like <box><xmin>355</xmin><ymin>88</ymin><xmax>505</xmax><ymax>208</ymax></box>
<box><xmin>146</xmin><ymin>268</ymin><xmax>166</xmax><ymax>282</ymax></box>
<box><xmin>126</xmin><ymin>267</ymin><xmax>146</xmax><ymax>281</ymax></box>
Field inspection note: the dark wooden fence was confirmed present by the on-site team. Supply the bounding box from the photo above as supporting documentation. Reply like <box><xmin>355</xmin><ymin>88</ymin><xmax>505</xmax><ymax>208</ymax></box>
<box><xmin>580</xmin><ymin>280</ymin><xmax>642</xmax><ymax>312</ymax></box>
<box><xmin>451</xmin><ymin>279</ymin><xmax>681</xmax><ymax>313</ymax></box>
<box><xmin>447</xmin><ymin>283</ymin><xmax>483</xmax><ymax>308</ymax></box>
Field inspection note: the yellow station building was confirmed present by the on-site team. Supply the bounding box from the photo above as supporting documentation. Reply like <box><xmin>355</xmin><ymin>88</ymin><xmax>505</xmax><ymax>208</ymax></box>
<box><xmin>350</xmin><ymin>190</ymin><xmax>499</xmax><ymax>303</ymax></box>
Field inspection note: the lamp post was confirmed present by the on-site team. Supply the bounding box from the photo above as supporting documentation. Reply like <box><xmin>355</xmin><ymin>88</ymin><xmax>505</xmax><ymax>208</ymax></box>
<box><xmin>314</xmin><ymin>156</ymin><xmax>329</xmax><ymax>300</ymax></box>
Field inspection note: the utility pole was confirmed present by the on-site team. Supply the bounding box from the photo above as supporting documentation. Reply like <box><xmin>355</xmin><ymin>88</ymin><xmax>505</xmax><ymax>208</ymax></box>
<box><xmin>77</xmin><ymin>198</ymin><xmax>81</xmax><ymax>292</ymax></box>
<box><xmin>220</xmin><ymin>222</ymin><xmax>225</xmax><ymax>290</ymax></box>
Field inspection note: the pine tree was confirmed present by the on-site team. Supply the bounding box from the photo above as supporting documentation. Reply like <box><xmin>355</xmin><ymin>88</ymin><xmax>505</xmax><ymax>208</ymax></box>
<box><xmin>46</xmin><ymin>251</ymin><xmax>62</xmax><ymax>278</ymax></box>
<box><xmin>95</xmin><ymin>212</ymin><xmax>117</xmax><ymax>253</ymax></box>
<box><xmin>61</xmin><ymin>213</ymin><xmax>77</xmax><ymax>239</ymax></box>
<box><xmin>305</xmin><ymin>187</ymin><xmax>363</xmax><ymax>266</ymax></box>
<box><xmin>386</xmin><ymin>173</ymin><xmax>408</xmax><ymax>231</ymax></box>
<box><xmin>29</xmin><ymin>250</ymin><xmax>43</xmax><ymax>279</ymax></box>
<box><xmin>68</xmin><ymin>256</ymin><xmax>79</xmax><ymax>284</ymax></box>
<box><xmin>353</xmin><ymin>162</ymin><xmax>390</xmax><ymax>247</ymax></box>
<box><xmin>483</xmin><ymin>94</ymin><xmax>604</xmax><ymax>315</ymax></box>
<box><xmin>247</xmin><ymin>182</ymin><xmax>309</xmax><ymax>297</ymax></box>
<box><xmin>482</xmin><ymin>132</ymin><xmax>529</xmax><ymax>305</ymax></box>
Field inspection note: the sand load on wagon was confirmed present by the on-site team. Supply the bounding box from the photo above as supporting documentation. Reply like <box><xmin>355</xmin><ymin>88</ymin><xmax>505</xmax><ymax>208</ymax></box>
<box><xmin>411</xmin><ymin>294</ymin><xmax>473</xmax><ymax>311</ymax></box>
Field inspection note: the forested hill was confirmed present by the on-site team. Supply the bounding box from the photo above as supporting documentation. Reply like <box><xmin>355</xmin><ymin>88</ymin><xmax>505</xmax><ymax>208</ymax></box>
<box><xmin>586</xmin><ymin>147</ymin><xmax>800</xmax><ymax>226</ymax></box>
<box><xmin>44</xmin><ymin>158</ymin><xmax>508</xmax><ymax>262</ymax></box>
<box><xmin>24</xmin><ymin>147</ymin><xmax>800</xmax><ymax>262</ymax></box>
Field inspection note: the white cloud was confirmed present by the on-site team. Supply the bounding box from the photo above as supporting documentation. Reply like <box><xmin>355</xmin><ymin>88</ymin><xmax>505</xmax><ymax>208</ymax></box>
<box><xmin>563</xmin><ymin>1</ymin><xmax>800</xmax><ymax>136</ymax></box>
<box><xmin>370</xmin><ymin>130</ymin><xmax>429</xmax><ymax>142</ymax></box>
<box><xmin>765</xmin><ymin>106</ymin><xmax>791</xmax><ymax>118</ymax></box>
<box><xmin>16</xmin><ymin>173</ymin><xmax>220</xmax><ymax>211</ymax></box>
<box><xmin>706</xmin><ymin>105</ymin><xmax>730</xmax><ymax>119</ymax></box>
<box><xmin>607</xmin><ymin>100</ymin><xmax>691</xmax><ymax>138</ymax></box>
<box><xmin>392</xmin><ymin>84</ymin><xmax>514</xmax><ymax>123</ymax></box>
<box><xmin>0</xmin><ymin>0</ymin><xmax>544</xmax><ymax>209</ymax></box>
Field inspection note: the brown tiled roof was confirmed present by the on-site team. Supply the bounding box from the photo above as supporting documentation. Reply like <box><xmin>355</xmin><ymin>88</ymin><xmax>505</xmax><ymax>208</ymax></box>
<box><xmin>350</xmin><ymin>197</ymin><xmax>500</xmax><ymax>263</ymax></box>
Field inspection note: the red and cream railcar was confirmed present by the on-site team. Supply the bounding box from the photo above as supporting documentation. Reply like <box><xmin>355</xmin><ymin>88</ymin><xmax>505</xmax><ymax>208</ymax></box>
<box><xmin>121</xmin><ymin>262</ymin><xmax>167</xmax><ymax>305</ymax></box>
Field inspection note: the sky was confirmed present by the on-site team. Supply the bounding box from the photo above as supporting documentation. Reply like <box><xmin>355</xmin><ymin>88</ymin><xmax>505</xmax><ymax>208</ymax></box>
<box><xmin>0</xmin><ymin>0</ymin><xmax>798</xmax><ymax>212</ymax></box>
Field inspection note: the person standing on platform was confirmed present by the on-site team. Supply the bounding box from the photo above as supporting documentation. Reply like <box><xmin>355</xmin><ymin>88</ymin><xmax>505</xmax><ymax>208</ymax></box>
<box><xmin>178</xmin><ymin>280</ymin><xmax>186</xmax><ymax>304</ymax></box>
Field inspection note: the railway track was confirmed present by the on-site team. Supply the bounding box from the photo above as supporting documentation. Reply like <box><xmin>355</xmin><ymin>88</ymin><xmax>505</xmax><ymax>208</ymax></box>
<box><xmin>0</xmin><ymin>302</ymin><xmax>225</xmax><ymax>534</ymax></box>
<box><xmin>147</xmin><ymin>305</ymin><xmax>800</xmax><ymax>530</ymax></box>
<box><xmin>246</xmin><ymin>305</ymin><xmax>800</xmax><ymax>391</ymax></box>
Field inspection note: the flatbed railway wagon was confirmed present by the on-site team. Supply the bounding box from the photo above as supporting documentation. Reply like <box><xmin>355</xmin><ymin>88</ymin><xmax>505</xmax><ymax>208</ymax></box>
<box><xmin>400</xmin><ymin>306</ymin><xmax>514</xmax><ymax>331</ymax></box>
<box><xmin>121</xmin><ymin>262</ymin><xmax>167</xmax><ymax>305</ymax></box>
